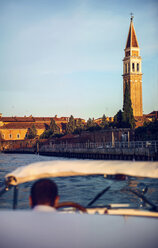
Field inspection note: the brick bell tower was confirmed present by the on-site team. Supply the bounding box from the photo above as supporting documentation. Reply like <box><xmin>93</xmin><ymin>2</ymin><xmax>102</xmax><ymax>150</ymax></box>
<box><xmin>123</xmin><ymin>15</ymin><xmax>143</xmax><ymax>117</ymax></box>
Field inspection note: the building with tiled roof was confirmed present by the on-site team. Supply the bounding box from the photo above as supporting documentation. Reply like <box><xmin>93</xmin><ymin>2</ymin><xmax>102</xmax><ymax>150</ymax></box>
<box><xmin>94</xmin><ymin>117</ymin><xmax>114</xmax><ymax>125</ymax></box>
<box><xmin>144</xmin><ymin>111</ymin><xmax>158</xmax><ymax>121</ymax></box>
<box><xmin>134</xmin><ymin>111</ymin><xmax>158</xmax><ymax>128</ymax></box>
<box><xmin>0</xmin><ymin>115</ymin><xmax>49</xmax><ymax>140</ymax></box>
<box><xmin>0</xmin><ymin>122</ymin><xmax>48</xmax><ymax>140</ymax></box>
<box><xmin>0</xmin><ymin>114</ymin><xmax>85</xmax><ymax>141</ymax></box>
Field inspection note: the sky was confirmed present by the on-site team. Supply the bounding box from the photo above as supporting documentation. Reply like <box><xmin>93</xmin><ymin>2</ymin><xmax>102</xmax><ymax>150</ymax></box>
<box><xmin>0</xmin><ymin>0</ymin><xmax>158</xmax><ymax>120</ymax></box>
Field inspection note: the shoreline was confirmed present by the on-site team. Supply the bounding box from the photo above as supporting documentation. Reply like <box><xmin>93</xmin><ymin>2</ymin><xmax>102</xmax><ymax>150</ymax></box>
<box><xmin>2</xmin><ymin>150</ymin><xmax>157</xmax><ymax>161</ymax></box>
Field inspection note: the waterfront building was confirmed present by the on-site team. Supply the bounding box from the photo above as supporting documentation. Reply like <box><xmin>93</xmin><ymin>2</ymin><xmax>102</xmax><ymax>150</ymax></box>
<box><xmin>123</xmin><ymin>16</ymin><xmax>143</xmax><ymax>117</ymax></box>
<box><xmin>0</xmin><ymin>115</ymin><xmax>85</xmax><ymax>141</ymax></box>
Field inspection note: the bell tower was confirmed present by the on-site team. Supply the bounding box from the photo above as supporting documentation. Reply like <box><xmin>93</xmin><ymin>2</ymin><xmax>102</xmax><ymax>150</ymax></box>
<box><xmin>123</xmin><ymin>15</ymin><xmax>143</xmax><ymax>117</ymax></box>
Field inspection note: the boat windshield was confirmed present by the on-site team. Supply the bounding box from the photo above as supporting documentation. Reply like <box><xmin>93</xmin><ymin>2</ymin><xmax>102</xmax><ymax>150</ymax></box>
<box><xmin>0</xmin><ymin>160</ymin><xmax>158</xmax><ymax>211</ymax></box>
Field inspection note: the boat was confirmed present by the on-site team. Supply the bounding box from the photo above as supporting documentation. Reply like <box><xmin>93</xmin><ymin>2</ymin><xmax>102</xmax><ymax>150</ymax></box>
<box><xmin>0</xmin><ymin>160</ymin><xmax>158</xmax><ymax>248</ymax></box>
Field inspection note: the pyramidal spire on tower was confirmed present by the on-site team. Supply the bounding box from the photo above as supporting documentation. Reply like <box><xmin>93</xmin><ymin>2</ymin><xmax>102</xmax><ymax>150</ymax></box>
<box><xmin>123</xmin><ymin>15</ymin><xmax>143</xmax><ymax>117</ymax></box>
<box><xmin>125</xmin><ymin>15</ymin><xmax>139</xmax><ymax>49</ymax></box>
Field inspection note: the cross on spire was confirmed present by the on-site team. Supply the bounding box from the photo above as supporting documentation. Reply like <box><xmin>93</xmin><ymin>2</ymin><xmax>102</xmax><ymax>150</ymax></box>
<box><xmin>130</xmin><ymin>13</ymin><xmax>134</xmax><ymax>21</ymax></box>
<box><xmin>125</xmin><ymin>14</ymin><xmax>139</xmax><ymax>49</ymax></box>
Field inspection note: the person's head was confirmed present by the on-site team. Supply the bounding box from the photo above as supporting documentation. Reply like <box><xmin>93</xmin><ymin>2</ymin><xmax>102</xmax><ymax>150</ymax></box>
<box><xmin>29</xmin><ymin>178</ymin><xmax>59</xmax><ymax>208</ymax></box>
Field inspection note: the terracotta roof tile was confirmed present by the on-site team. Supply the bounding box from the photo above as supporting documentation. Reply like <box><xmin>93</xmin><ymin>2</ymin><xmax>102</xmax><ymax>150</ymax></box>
<box><xmin>0</xmin><ymin>123</ymin><xmax>46</xmax><ymax>129</ymax></box>
<box><xmin>0</xmin><ymin>116</ymin><xmax>70</xmax><ymax>123</ymax></box>
<box><xmin>0</xmin><ymin>117</ymin><xmax>34</xmax><ymax>122</ymax></box>
<box><xmin>59</xmin><ymin>134</ymin><xmax>79</xmax><ymax>140</ymax></box>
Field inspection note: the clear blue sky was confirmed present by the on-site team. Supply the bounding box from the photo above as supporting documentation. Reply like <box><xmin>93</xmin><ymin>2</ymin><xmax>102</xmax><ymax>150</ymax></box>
<box><xmin>0</xmin><ymin>0</ymin><xmax>158</xmax><ymax>120</ymax></box>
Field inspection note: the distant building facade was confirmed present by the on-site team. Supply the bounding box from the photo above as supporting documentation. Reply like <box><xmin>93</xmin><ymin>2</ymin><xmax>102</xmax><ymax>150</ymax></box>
<box><xmin>123</xmin><ymin>16</ymin><xmax>143</xmax><ymax>117</ymax></box>
<box><xmin>51</xmin><ymin>129</ymin><xmax>135</xmax><ymax>146</ymax></box>
<box><xmin>0</xmin><ymin>115</ymin><xmax>85</xmax><ymax>141</ymax></box>
<box><xmin>94</xmin><ymin>116</ymin><xmax>114</xmax><ymax>125</ymax></box>
<box><xmin>143</xmin><ymin>111</ymin><xmax>158</xmax><ymax>122</ymax></box>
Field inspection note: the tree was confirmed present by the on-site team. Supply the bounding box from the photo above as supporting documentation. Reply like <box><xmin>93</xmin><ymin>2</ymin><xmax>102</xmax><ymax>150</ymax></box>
<box><xmin>135</xmin><ymin>120</ymin><xmax>158</xmax><ymax>141</ymax></box>
<box><xmin>86</xmin><ymin>118</ymin><xmax>100</xmax><ymax>131</ymax></box>
<box><xmin>40</xmin><ymin>119</ymin><xmax>60</xmax><ymax>139</ymax></box>
<box><xmin>86</xmin><ymin>118</ymin><xmax>94</xmax><ymax>129</ymax></box>
<box><xmin>40</xmin><ymin>129</ymin><xmax>52</xmax><ymax>139</ymax></box>
<box><xmin>123</xmin><ymin>83</ymin><xmax>135</xmax><ymax>129</ymax></box>
<box><xmin>114</xmin><ymin>110</ymin><xmax>124</xmax><ymax>128</ymax></box>
<box><xmin>74</xmin><ymin>118</ymin><xmax>85</xmax><ymax>134</ymax></box>
<box><xmin>26</xmin><ymin>124</ymin><xmax>37</xmax><ymax>139</ymax></box>
<box><xmin>100</xmin><ymin>114</ymin><xmax>108</xmax><ymax>129</ymax></box>
<box><xmin>66</xmin><ymin>115</ymin><xmax>76</xmax><ymax>134</ymax></box>
<box><xmin>50</xmin><ymin>119</ymin><xmax>60</xmax><ymax>135</ymax></box>
<box><xmin>75</xmin><ymin>118</ymin><xmax>84</xmax><ymax>129</ymax></box>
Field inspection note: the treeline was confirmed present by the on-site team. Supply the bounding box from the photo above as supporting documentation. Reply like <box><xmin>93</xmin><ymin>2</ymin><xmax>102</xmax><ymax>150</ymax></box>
<box><xmin>25</xmin><ymin>119</ymin><xmax>62</xmax><ymax>140</ymax></box>
<box><xmin>23</xmin><ymin>117</ymin><xmax>158</xmax><ymax>142</ymax></box>
<box><xmin>135</xmin><ymin>120</ymin><xmax>158</xmax><ymax>141</ymax></box>
<box><xmin>25</xmin><ymin>84</ymin><xmax>136</xmax><ymax>139</ymax></box>
<box><xmin>24</xmin><ymin>84</ymin><xmax>157</xmax><ymax>141</ymax></box>
<box><xmin>25</xmin><ymin>116</ymin><xmax>158</xmax><ymax>141</ymax></box>
<box><xmin>25</xmin><ymin>115</ymin><xmax>111</xmax><ymax>140</ymax></box>
<box><xmin>25</xmin><ymin>112</ymin><xmax>134</xmax><ymax>140</ymax></box>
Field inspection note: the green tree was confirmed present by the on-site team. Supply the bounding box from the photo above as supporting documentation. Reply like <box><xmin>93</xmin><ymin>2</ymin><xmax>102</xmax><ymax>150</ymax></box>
<box><xmin>100</xmin><ymin>114</ymin><xmax>108</xmax><ymax>129</ymax></box>
<box><xmin>75</xmin><ymin>118</ymin><xmax>83</xmax><ymax>128</ymax></box>
<box><xmin>40</xmin><ymin>119</ymin><xmax>60</xmax><ymax>139</ymax></box>
<box><xmin>114</xmin><ymin>110</ymin><xmax>124</xmax><ymax>128</ymax></box>
<box><xmin>26</xmin><ymin>124</ymin><xmax>37</xmax><ymax>139</ymax></box>
<box><xmin>86</xmin><ymin>118</ymin><xmax>94</xmax><ymax>129</ymax></box>
<box><xmin>86</xmin><ymin>118</ymin><xmax>101</xmax><ymax>131</ymax></box>
<box><xmin>40</xmin><ymin>129</ymin><xmax>52</xmax><ymax>139</ymax></box>
<box><xmin>74</xmin><ymin>118</ymin><xmax>85</xmax><ymax>134</ymax></box>
<box><xmin>123</xmin><ymin>83</ymin><xmax>135</xmax><ymax>129</ymax></box>
<box><xmin>66</xmin><ymin>115</ymin><xmax>76</xmax><ymax>134</ymax></box>
<box><xmin>50</xmin><ymin>119</ymin><xmax>60</xmax><ymax>135</ymax></box>
<box><xmin>135</xmin><ymin>120</ymin><xmax>158</xmax><ymax>141</ymax></box>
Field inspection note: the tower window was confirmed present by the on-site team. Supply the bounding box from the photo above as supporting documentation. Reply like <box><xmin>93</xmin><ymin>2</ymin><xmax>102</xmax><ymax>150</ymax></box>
<box><xmin>137</xmin><ymin>63</ymin><xmax>139</xmax><ymax>72</ymax></box>
<box><xmin>9</xmin><ymin>134</ymin><xmax>12</xmax><ymax>139</ymax></box>
<box><xmin>132</xmin><ymin>63</ymin><xmax>135</xmax><ymax>72</ymax></box>
<box><xmin>17</xmin><ymin>134</ymin><xmax>20</xmax><ymax>139</ymax></box>
<box><xmin>128</xmin><ymin>63</ymin><xmax>130</xmax><ymax>73</ymax></box>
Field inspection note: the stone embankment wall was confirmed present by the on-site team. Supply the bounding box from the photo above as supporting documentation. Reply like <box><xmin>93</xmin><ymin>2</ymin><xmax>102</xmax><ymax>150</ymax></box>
<box><xmin>0</xmin><ymin>139</ymin><xmax>36</xmax><ymax>153</ymax></box>
<box><xmin>1</xmin><ymin>140</ymin><xmax>158</xmax><ymax>161</ymax></box>
<box><xmin>39</xmin><ymin>141</ymin><xmax>158</xmax><ymax>161</ymax></box>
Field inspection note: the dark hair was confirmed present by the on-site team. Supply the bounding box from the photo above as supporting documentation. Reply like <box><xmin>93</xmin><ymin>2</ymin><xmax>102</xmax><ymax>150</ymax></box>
<box><xmin>30</xmin><ymin>179</ymin><xmax>58</xmax><ymax>207</ymax></box>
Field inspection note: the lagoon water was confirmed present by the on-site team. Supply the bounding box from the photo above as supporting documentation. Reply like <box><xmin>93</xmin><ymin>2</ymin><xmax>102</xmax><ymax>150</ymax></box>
<box><xmin>0</xmin><ymin>153</ymin><xmax>158</xmax><ymax>210</ymax></box>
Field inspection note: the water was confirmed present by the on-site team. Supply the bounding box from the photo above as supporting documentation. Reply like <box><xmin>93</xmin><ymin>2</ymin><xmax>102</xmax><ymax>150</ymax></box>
<box><xmin>0</xmin><ymin>153</ymin><xmax>158</xmax><ymax>210</ymax></box>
